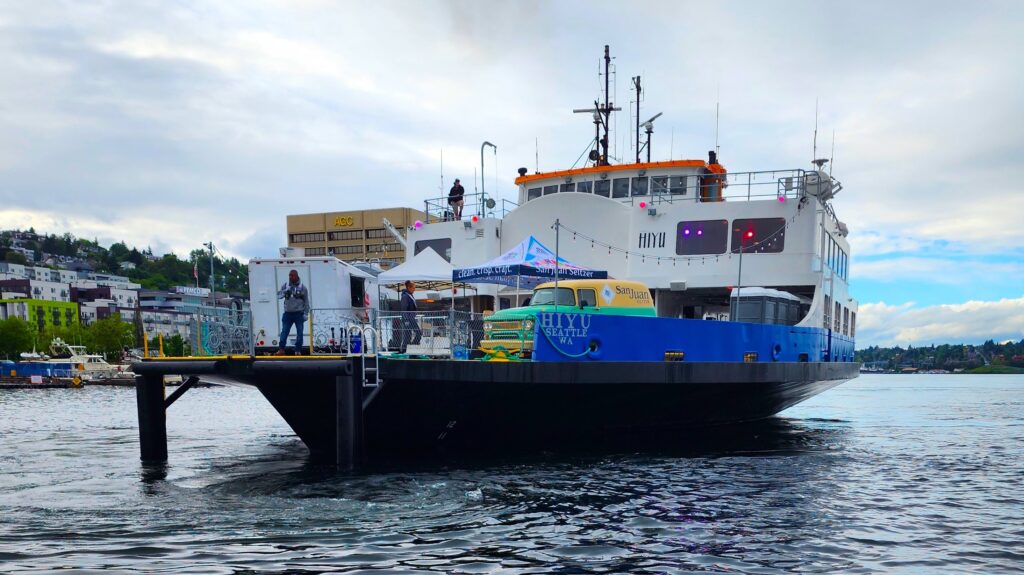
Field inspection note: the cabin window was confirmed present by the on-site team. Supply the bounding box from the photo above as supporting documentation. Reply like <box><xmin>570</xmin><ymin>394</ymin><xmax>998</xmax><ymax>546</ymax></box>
<box><xmin>594</xmin><ymin>180</ymin><xmax>611</xmax><ymax>197</ymax></box>
<box><xmin>675</xmin><ymin>220</ymin><xmax>728</xmax><ymax>255</ymax></box>
<box><xmin>850</xmin><ymin>312</ymin><xmax>856</xmax><ymax>337</ymax></box>
<box><xmin>824</xmin><ymin>295</ymin><xmax>831</xmax><ymax>329</ymax></box>
<box><xmin>842</xmin><ymin>307</ymin><xmax>849</xmax><ymax>335</ymax></box>
<box><xmin>577</xmin><ymin>181</ymin><xmax>593</xmax><ymax>194</ymax></box>
<box><xmin>414</xmin><ymin>239</ymin><xmax>452</xmax><ymax>262</ymax></box>
<box><xmin>631</xmin><ymin>177</ymin><xmax>649</xmax><ymax>196</ymax></box>
<box><xmin>578</xmin><ymin>288</ymin><xmax>597</xmax><ymax>308</ymax></box>
<box><xmin>669</xmin><ymin>175</ymin><xmax>688</xmax><ymax>195</ymax></box>
<box><xmin>612</xmin><ymin>178</ymin><xmax>631</xmax><ymax>198</ymax></box>
<box><xmin>543</xmin><ymin>185</ymin><xmax>558</xmax><ymax>196</ymax></box>
<box><xmin>731</xmin><ymin>218</ymin><xmax>786</xmax><ymax>253</ymax></box>
<box><xmin>528</xmin><ymin>187</ymin><xmax>542</xmax><ymax>200</ymax></box>
<box><xmin>834</xmin><ymin>302</ymin><xmax>842</xmax><ymax>331</ymax></box>
<box><xmin>651</xmin><ymin>176</ymin><xmax>668</xmax><ymax>194</ymax></box>
<box><xmin>560</xmin><ymin>183</ymin><xmax>576</xmax><ymax>193</ymax></box>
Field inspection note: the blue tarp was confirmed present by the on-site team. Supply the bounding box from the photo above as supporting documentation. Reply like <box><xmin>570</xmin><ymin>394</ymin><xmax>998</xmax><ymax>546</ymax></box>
<box><xmin>453</xmin><ymin>236</ymin><xmax>607</xmax><ymax>288</ymax></box>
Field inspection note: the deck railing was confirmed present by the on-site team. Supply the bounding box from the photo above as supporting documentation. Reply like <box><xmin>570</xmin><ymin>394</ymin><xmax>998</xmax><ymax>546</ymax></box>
<box><xmin>423</xmin><ymin>192</ymin><xmax>518</xmax><ymax>222</ymax></box>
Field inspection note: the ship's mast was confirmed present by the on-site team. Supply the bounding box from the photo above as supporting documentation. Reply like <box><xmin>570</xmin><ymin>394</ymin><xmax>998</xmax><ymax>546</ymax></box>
<box><xmin>574</xmin><ymin>45</ymin><xmax>620</xmax><ymax>166</ymax></box>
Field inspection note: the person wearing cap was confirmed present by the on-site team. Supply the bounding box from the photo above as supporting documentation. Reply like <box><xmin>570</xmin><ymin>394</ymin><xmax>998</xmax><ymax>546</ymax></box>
<box><xmin>399</xmin><ymin>280</ymin><xmax>422</xmax><ymax>352</ymax></box>
<box><xmin>448</xmin><ymin>179</ymin><xmax>465</xmax><ymax>220</ymax></box>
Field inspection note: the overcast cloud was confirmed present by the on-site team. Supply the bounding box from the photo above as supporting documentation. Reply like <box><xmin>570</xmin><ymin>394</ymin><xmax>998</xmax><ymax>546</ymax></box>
<box><xmin>1</xmin><ymin>1</ymin><xmax>1021</xmax><ymax>346</ymax></box>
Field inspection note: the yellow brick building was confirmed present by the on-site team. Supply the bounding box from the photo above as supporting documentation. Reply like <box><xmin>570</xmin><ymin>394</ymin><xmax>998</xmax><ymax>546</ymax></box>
<box><xmin>286</xmin><ymin>207</ymin><xmax>425</xmax><ymax>266</ymax></box>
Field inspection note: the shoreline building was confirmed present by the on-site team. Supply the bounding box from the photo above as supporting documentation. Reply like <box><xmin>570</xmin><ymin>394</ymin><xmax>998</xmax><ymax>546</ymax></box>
<box><xmin>286</xmin><ymin>207</ymin><xmax>425</xmax><ymax>266</ymax></box>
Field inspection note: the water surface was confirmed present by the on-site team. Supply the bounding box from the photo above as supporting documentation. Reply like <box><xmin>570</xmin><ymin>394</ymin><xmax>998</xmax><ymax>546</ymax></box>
<box><xmin>1</xmin><ymin>374</ymin><xmax>1022</xmax><ymax>573</ymax></box>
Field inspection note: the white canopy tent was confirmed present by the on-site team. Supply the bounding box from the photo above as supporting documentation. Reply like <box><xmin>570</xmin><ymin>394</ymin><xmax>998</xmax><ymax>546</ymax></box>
<box><xmin>377</xmin><ymin>247</ymin><xmax>455</xmax><ymax>288</ymax></box>
<box><xmin>377</xmin><ymin>247</ymin><xmax>474</xmax><ymax>312</ymax></box>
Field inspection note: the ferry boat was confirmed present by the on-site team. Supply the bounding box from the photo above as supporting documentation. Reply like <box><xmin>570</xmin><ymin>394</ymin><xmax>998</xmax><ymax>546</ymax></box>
<box><xmin>133</xmin><ymin>46</ymin><xmax>859</xmax><ymax>465</ymax></box>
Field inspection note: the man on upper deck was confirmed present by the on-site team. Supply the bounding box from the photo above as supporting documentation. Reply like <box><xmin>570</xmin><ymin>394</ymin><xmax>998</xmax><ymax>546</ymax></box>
<box><xmin>448</xmin><ymin>179</ymin><xmax>465</xmax><ymax>220</ymax></box>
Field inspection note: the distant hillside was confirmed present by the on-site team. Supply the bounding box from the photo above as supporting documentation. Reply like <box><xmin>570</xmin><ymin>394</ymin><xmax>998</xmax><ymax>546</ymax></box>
<box><xmin>857</xmin><ymin>340</ymin><xmax>1024</xmax><ymax>371</ymax></box>
<box><xmin>1</xmin><ymin>228</ymin><xmax>248</xmax><ymax>293</ymax></box>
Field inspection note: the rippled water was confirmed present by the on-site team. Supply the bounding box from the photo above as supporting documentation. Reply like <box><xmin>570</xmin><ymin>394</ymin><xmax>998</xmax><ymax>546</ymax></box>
<box><xmin>1</xmin><ymin>374</ymin><xmax>1022</xmax><ymax>574</ymax></box>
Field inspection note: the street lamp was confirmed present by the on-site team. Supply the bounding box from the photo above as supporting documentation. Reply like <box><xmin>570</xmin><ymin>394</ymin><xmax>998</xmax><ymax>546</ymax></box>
<box><xmin>203</xmin><ymin>242</ymin><xmax>215</xmax><ymax>308</ymax></box>
<box><xmin>480</xmin><ymin>141</ymin><xmax>496</xmax><ymax>216</ymax></box>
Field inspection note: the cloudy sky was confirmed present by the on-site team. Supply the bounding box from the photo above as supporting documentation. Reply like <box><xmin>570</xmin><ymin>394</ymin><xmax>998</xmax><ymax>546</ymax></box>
<box><xmin>1</xmin><ymin>1</ymin><xmax>1021</xmax><ymax>347</ymax></box>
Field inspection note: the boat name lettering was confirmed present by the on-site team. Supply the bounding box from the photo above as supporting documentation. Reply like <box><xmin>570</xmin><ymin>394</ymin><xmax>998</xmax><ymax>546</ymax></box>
<box><xmin>637</xmin><ymin>232</ymin><xmax>666</xmax><ymax>249</ymax></box>
<box><xmin>539</xmin><ymin>313</ymin><xmax>591</xmax><ymax>344</ymax></box>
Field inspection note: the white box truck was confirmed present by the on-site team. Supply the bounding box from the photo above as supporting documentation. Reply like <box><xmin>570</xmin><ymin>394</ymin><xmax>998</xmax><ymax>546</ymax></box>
<box><xmin>249</xmin><ymin>255</ymin><xmax>378</xmax><ymax>355</ymax></box>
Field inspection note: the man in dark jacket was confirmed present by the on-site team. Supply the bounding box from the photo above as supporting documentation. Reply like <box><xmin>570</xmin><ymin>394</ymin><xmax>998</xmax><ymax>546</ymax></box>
<box><xmin>448</xmin><ymin>179</ymin><xmax>465</xmax><ymax>220</ymax></box>
<box><xmin>400</xmin><ymin>280</ymin><xmax>422</xmax><ymax>352</ymax></box>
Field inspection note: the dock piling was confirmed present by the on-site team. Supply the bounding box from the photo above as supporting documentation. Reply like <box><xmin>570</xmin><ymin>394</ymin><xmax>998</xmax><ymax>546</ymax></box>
<box><xmin>135</xmin><ymin>373</ymin><xmax>168</xmax><ymax>463</ymax></box>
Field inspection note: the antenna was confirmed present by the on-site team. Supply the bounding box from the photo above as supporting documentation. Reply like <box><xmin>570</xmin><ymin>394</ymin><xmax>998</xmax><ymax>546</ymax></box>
<box><xmin>670</xmin><ymin>127</ymin><xmax>675</xmax><ymax>160</ymax></box>
<box><xmin>535</xmin><ymin>137</ymin><xmax>539</xmax><ymax>172</ymax></box>
<box><xmin>633</xmin><ymin>75</ymin><xmax>642</xmax><ymax>163</ymax></box>
<box><xmin>440</xmin><ymin>148</ymin><xmax>444</xmax><ymax>195</ymax></box>
<box><xmin>813</xmin><ymin>97</ymin><xmax>819</xmax><ymax>162</ymax></box>
<box><xmin>574</xmin><ymin>46</ymin><xmax>620</xmax><ymax>166</ymax></box>
<box><xmin>715</xmin><ymin>84</ymin><xmax>721</xmax><ymax>157</ymax></box>
<box><xmin>638</xmin><ymin>112</ymin><xmax>662</xmax><ymax>163</ymax></box>
<box><xmin>829</xmin><ymin>130</ymin><xmax>836</xmax><ymax>177</ymax></box>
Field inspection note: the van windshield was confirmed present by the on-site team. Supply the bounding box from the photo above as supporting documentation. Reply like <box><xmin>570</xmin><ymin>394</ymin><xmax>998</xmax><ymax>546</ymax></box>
<box><xmin>530</xmin><ymin>288</ymin><xmax>576</xmax><ymax>306</ymax></box>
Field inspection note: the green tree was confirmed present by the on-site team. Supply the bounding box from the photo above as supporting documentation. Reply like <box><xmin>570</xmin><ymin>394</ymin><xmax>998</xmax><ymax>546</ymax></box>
<box><xmin>88</xmin><ymin>316</ymin><xmax>135</xmax><ymax>362</ymax></box>
<box><xmin>149</xmin><ymin>333</ymin><xmax>189</xmax><ymax>357</ymax></box>
<box><xmin>4</xmin><ymin>251</ymin><xmax>27</xmax><ymax>265</ymax></box>
<box><xmin>0</xmin><ymin>317</ymin><xmax>35</xmax><ymax>359</ymax></box>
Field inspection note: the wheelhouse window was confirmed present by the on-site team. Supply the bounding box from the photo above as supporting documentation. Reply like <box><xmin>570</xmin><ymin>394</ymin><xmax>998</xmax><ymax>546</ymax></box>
<box><xmin>530</xmin><ymin>287</ymin><xmax>576</xmax><ymax>306</ymax></box>
<box><xmin>651</xmin><ymin>176</ymin><xmax>668</xmax><ymax>195</ymax></box>
<box><xmin>528</xmin><ymin>187</ymin><xmax>542</xmax><ymax>200</ymax></box>
<box><xmin>577</xmin><ymin>181</ymin><xmax>593</xmax><ymax>194</ymax></box>
<box><xmin>594</xmin><ymin>180</ymin><xmax>611</xmax><ymax>197</ymax></box>
<box><xmin>543</xmin><ymin>185</ymin><xmax>558</xmax><ymax>196</ymax></box>
<box><xmin>675</xmin><ymin>220</ymin><xmax>728</xmax><ymax>255</ymax></box>
<box><xmin>731</xmin><ymin>218</ymin><xmax>786</xmax><ymax>253</ymax></box>
<box><xmin>414</xmin><ymin>239</ymin><xmax>452</xmax><ymax>262</ymax></box>
<box><xmin>560</xmin><ymin>183</ymin><xmax>576</xmax><ymax>193</ymax></box>
<box><xmin>669</xmin><ymin>175</ymin><xmax>688</xmax><ymax>195</ymax></box>
<box><xmin>612</xmin><ymin>178</ymin><xmax>630</xmax><ymax>198</ymax></box>
<box><xmin>631</xmin><ymin>177</ymin><xmax>649</xmax><ymax>196</ymax></box>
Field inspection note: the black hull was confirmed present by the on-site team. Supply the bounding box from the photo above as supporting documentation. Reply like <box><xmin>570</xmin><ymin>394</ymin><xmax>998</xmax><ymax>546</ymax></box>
<box><xmin>256</xmin><ymin>359</ymin><xmax>859</xmax><ymax>460</ymax></box>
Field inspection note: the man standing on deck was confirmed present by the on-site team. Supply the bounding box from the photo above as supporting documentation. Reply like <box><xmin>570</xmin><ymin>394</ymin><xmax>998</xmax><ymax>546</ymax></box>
<box><xmin>448</xmin><ymin>178</ymin><xmax>465</xmax><ymax>220</ymax></box>
<box><xmin>400</xmin><ymin>280</ymin><xmax>422</xmax><ymax>353</ymax></box>
<box><xmin>276</xmin><ymin>269</ymin><xmax>309</xmax><ymax>355</ymax></box>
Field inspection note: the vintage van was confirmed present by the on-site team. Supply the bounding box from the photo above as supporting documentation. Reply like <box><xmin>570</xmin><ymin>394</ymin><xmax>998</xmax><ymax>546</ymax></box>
<box><xmin>480</xmin><ymin>279</ymin><xmax>656</xmax><ymax>358</ymax></box>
